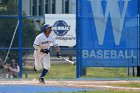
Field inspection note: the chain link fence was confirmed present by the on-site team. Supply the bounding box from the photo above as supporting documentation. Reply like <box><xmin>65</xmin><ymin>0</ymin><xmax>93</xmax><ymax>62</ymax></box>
<box><xmin>0</xmin><ymin>0</ymin><xmax>139</xmax><ymax>80</ymax></box>
<box><xmin>0</xmin><ymin>0</ymin><xmax>76</xmax><ymax>79</ymax></box>
<box><xmin>21</xmin><ymin>0</ymin><xmax>76</xmax><ymax>79</ymax></box>
<box><xmin>0</xmin><ymin>0</ymin><xmax>19</xmax><ymax>78</ymax></box>
<box><xmin>76</xmin><ymin>0</ymin><xmax>140</xmax><ymax>79</ymax></box>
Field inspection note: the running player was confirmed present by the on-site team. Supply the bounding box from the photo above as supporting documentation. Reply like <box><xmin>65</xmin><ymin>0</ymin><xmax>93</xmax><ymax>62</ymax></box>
<box><xmin>33</xmin><ymin>24</ymin><xmax>61</xmax><ymax>83</ymax></box>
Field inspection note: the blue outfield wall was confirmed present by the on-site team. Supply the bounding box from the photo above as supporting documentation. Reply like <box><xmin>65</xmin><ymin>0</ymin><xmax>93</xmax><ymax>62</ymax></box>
<box><xmin>76</xmin><ymin>0</ymin><xmax>139</xmax><ymax>71</ymax></box>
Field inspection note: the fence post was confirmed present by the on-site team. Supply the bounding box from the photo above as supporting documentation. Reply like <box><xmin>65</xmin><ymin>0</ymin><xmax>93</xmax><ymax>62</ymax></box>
<box><xmin>137</xmin><ymin>0</ymin><xmax>140</xmax><ymax>77</ymax></box>
<box><xmin>137</xmin><ymin>67</ymin><xmax>140</xmax><ymax>76</ymax></box>
<box><xmin>76</xmin><ymin>0</ymin><xmax>80</xmax><ymax>78</ymax></box>
<box><xmin>18</xmin><ymin>0</ymin><xmax>23</xmax><ymax>78</ymax></box>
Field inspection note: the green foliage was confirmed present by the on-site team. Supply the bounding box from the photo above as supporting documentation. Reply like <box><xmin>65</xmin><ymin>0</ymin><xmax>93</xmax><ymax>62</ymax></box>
<box><xmin>0</xmin><ymin>0</ymin><xmax>36</xmax><ymax>60</ymax></box>
<box><xmin>0</xmin><ymin>0</ymin><xmax>9</xmax><ymax>6</ymax></box>
<box><xmin>22</xmin><ymin>17</ymin><xmax>36</xmax><ymax>48</ymax></box>
<box><xmin>0</xmin><ymin>0</ymin><xmax>17</xmax><ymax>15</ymax></box>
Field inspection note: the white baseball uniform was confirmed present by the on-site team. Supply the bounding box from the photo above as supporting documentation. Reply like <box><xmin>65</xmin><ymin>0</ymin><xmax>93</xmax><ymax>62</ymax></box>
<box><xmin>33</xmin><ymin>33</ymin><xmax>58</xmax><ymax>70</ymax></box>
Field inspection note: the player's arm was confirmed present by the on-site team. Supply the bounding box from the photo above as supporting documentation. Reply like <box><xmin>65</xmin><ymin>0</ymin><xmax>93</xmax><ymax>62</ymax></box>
<box><xmin>33</xmin><ymin>36</ymin><xmax>42</xmax><ymax>51</ymax></box>
<box><xmin>33</xmin><ymin>36</ymin><xmax>50</xmax><ymax>54</ymax></box>
<box><xmin>52</xmin><ymin>37</ymin><xmax>61</xmax><ymax>58</ymax></box>
<box><xmin>55</xmin><ymin>46</ymin><xmax>60</xmax><ymax>52</ymax></box>
<box><xmin>55</xmin><ymin>46</ymin><xmax>61</xmax><ymax>58</ymax></box>
<box><xmin>33</xmin><ymin>44</ymin><xmax>41</xmax><ymax>51</ymax></box>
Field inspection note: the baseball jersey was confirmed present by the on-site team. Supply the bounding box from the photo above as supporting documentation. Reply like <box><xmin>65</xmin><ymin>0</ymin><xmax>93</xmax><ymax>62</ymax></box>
<box><xmin>33</xmin><ymin>33</ymin><xmax>58</xmax><ymax>51</ymax></box>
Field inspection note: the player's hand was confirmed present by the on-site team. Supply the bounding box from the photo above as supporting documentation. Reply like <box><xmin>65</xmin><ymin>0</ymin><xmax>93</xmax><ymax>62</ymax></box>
<box><xmin>56</xmin><ymin>52</ymin><xmax>61</xmax><ymax>58</ymax></box>
<box><xmin>40</xmin><ymin>49</ymin><xmax>50</xmax><ymax>54</ymax></box>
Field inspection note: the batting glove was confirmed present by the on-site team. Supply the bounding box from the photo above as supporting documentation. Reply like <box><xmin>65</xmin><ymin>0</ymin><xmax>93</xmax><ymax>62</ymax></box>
<box><xmin>40</xmin><ymin>49</ymin><xmax>50</xmax><ymax>54</ymax></box>
<box><xmin>56</xmin><ymin>52</ymin><xmax>61</xmax><ymax>58</ymax></box>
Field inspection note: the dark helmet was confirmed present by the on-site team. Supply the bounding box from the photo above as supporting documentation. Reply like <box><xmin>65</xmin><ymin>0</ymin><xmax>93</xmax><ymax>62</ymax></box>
<box><xmin>41</xmin><ymin>24</ymin><xmax>52</xmax><ymax>32</ymax></box>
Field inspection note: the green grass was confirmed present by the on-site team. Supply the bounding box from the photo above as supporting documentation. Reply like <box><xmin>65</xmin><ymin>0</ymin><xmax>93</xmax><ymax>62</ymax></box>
<box><xmin>23</xmin><ymin>63</ymin><xmax>76</xmax><ymax>79</ymax></box>
<box><xmin>38</xmin><ymin>90</ymin><xmax>140</xmax><ymax>93</ymax></box>
<box><xmin>22</xmin><ymin>63</ymin><xmax>133</xmax><ymax>79</ymax></box>
<box><xmin>109</xmin><ymin>82</ymin><xmax>140</xmax><ymax>88</ymax></box>
<box><xmin>84</xmin><ymin>67</ymin><xmax>127</xmax><ymax>78</ymax></box>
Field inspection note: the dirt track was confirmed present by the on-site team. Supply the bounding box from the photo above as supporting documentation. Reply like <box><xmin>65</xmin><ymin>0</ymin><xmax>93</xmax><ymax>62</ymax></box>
<box><xmin>0</xmin><ymin>79</ymin><xmax>140</xmax><ymax>92</ymax></box>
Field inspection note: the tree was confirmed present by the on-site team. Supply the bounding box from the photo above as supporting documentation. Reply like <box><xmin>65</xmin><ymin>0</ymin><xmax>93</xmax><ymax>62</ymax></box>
<box><xmin>0</xmin><ymin>0</ymin><xmax>9</xmax><ymax>6</ymax></box>
<box><xmin>0</xmin><ymin>0</ymin><xmax>36</xmax><ymax>61</ymax></box>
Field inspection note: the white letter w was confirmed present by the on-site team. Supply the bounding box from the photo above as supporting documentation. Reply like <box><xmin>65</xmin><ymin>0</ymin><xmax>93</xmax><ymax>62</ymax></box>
<box><xmin>88</xmin><ymin>0</ymin><xmax>130</xmax><ymax>45</ymax></box>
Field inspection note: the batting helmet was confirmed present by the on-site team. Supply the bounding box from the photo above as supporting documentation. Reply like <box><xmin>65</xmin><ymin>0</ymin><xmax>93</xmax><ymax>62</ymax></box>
<box><xmin>41</xmin><ymin>24</ymin><xmax>52</xmax><ymax>32</ymax></box>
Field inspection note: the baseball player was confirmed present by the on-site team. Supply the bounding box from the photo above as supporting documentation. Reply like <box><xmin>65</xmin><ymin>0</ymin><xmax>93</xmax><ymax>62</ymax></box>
<box><xmin>33</xmin><ymin>24</ymin><xmax>61</xmax><ymax>83</ymax></box>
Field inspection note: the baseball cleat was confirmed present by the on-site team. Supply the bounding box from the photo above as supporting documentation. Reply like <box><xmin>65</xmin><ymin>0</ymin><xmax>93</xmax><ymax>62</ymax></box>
<box><xmin>39</xmin><ymin>78</ymin><xmax>45</xmax><ymax>83</ymax></box>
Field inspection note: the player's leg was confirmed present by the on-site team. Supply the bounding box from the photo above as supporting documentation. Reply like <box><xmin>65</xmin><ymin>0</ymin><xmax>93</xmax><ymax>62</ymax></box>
<box><xmin>34</xmin><ymin>53</ymin><xmax>42</xmax><ymax>71</ymax></box>
<box><xmin>39</xmin><ymin>54</ymin><xmax>50</xmax><ymax>83</ymax></box>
